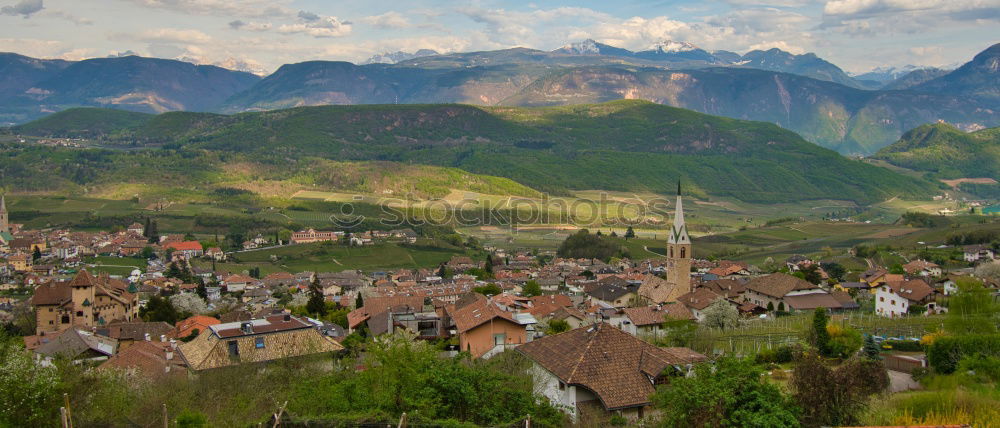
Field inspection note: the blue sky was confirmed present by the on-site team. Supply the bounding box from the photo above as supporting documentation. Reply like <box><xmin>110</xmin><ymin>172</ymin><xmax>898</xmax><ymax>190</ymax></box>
<box><xmin>0</xmin><ymin>0</ymin><xmax>997</xmax><ymax>74</ymax></box>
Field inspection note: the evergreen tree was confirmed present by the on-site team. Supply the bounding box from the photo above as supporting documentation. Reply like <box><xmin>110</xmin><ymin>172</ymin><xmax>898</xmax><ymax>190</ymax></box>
<box><xmin>167</xmin><ymin>262</ymin><xmax>182</xmax><ymax>279</ymax></box>
<box><xmin>355</xmin><ymin>292</ymin><xmax>364</xmax><ymax>309</ymax></box>
<box><xmin>812</xmin><ymin>308</ymin><xmax>831</xmax><ymax>356</ymax></box>
<box><xmin>196</xmin><ymin>281</ymin><xmax>208</xmax><ymax>300</ymax></box>
<box><xmin>306</xmin><ymin>278</ymin><xmax>327</xmax><ymax>316</ymax></box>
<box><xmin>863</xmin><ymin>335</ymin><xmax>881</xmax><ymax>361</ymax></box>
<box><xmin>32</xmin><ymin>246</ymin><xmax>41</xmax><ymax>262</ymax></box>
<box><xmin>143</xmin><ymin>217</ymin><xmax>151</xmax><ymax>238</ymax></box>
<box><xmin>624</xmin><ymin>226</ymin><xmax>636</xmax><ymax>239</ymax></box>
<box><xmin>147</xmin><ymin>220</ymin><xmax>159</xmax><ymax>244</ymax></box>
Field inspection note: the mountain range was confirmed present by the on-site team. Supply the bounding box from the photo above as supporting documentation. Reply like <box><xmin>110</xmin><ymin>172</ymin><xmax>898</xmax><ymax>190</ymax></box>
<box><xmin>9</xmin><ymin>100</ymin><xmax>937</xmax><ymax>204</ymax></box>
<box><xmin>1</xmin><ymin>41</ymin><xmax>998</xmax><ymax>155</ymax></box>
<box><xmin>874</xmin><ymin>122</ymin><xmax>1000</xmax><ymax>181</ymax></box>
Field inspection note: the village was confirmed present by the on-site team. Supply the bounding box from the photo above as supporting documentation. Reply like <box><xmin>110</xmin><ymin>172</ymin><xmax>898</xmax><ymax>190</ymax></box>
<box><xmin>2</xmin><ymin>185</ymin><xmax>999</xmax><ymax>426</ymax></box>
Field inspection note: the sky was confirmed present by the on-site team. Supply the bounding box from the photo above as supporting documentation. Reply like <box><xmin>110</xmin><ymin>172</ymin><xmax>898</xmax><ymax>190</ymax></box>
<box><xmin>0</xmin><ymin>0</ymin><xmax>997</xmax><ymax>75</ymax></box>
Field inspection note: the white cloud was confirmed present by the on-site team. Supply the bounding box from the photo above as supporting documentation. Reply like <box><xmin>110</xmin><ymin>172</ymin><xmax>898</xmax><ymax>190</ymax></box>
<box><xmin>821</xmin><ymin>0</ymin><xmax>1000</xmax><ymax>35</ymax></box>
<box><xmin>228</xmin><ymin>20</ymin><xmax>271</xmax><ymax>32</ymax></box>
<box><xmin>277</xmin><ymin>13</ymin><xmax>352</xmax><ymax>38</ymax></box>
<box><xmin>362</xmin><ymin>11</ymin><xmax>410</xmax><ymax>29</ymax></box>
<box><xmin>0</xmin><ymin>0</ymin><xmax>43</xmax><ymax>17</ymax></box>
<box><xmin>115</xmin><ymin>28</ymin><xmax>212</xmax><ymax>44</ymax></box>
<box><xmin>122</xmin><ymin>0</ymin><xmax>294</xmax><ymax>18</ymax></box>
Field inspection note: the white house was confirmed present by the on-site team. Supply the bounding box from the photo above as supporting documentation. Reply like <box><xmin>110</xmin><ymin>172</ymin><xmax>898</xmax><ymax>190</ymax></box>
<box><xmin>964</xmin><ymin>245</ymin><xmax>995</xmax><ymax>263</ymax></box>
<box><xmin>875</xmin><ymin>279</ymin><xmax>938</xmax><ymax>318</ymax></box>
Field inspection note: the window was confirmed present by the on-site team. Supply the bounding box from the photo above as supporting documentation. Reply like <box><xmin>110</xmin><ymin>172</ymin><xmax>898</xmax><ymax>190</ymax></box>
<box><xmin>76</xmin><ymin>311</ymin><xmax>83</xmax><ymax>317</ymax></box>
<box><xmin>880</xmin><ymin>297</ymin><xmax>884</xmax><ymax>302</ymax></box>
<box><xmin>61</xmin><ymin>315</ymin><xmax>69</xmax><ymax>324</ymax></box>
<box><xmin>228</xmin><ymin>340</ymin><xmax>239</xmax><ymax>357</ymax></box>
<box><xmin>891</xmin><ymin>300</ymin><xmax>895</xmax><ymax>305</ymax></box>
<box><xmin>49</xmin><ymin>320</ymin><xmax>54</xmax><ymax>325</ymax></box>
<box><xmin>255</xmin><ymin>337</ymin><xmax>265</xmax><ymax>349</ymax></box>
<box><xmin>558</xmin><ymin>381</ymin><xmax>566</xmax><ymax>391</ymax></box>
<box><xmin>680</xmin><ymin>248</ymin><xmax>686</xmax><ymax>258</ymax></box>
<box><xmin>494</xmin><ymin>333</ymin><xmax>506</xmax><ymax>346</ymax></box>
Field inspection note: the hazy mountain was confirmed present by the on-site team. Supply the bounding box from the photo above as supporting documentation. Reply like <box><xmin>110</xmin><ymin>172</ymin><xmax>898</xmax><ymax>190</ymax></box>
<box><xmin>0</xmin><ymin>53</ymin><xmax>73</xmax><ymax>124</ymax></box>
<box><xmin>852</xmin><ymin>65</ymin><xmax>921</xmax><ymax>84</ymax></box>
<box><xmin>912</xmin><ymin>43</ymin><xmax>1000</xmax><ymax>105</ymax></box>
<box><xmin>13</xmin><ymin>101</ymin><xmax>937</xmax><ymax>204</ymax></box>
<box><xmin>711</xmin><ymin>50</ymin><xmax>742</xmax><ymax>64</ymax></box>
<box><xmin>634</xmin><ymin>40</ymin><xmax>718</xmax><ymax>63</ymax></box>
<box><xmin>882</xmin><ymin>68</ymin><xmax>950</xmax><ymax>90</ymax></box>
<box><xmin>737</xmin><ymin>48</ymin><xmax>862</xmax><ymax>88</ymax></box>
<box><xmin>874</xmin><ymin>122</ymin><xmax>1000</xmax><ymax>180</ymax></box>
<box><xmin>552</xmin><ymin>39</ymin><xmax>635</xmax><ymax>57</ymax></box>
<box><xmin>500</xmin><ymin>66</ymin><xmax>999</xmax><ymax>155</ymax></box>
<box><xmin>0</xmin><ymin>55</ymin><xmax>259</xmax><ymax>122</ymax></box>
<box><xmin>363</xmin><ymin>49</ymin><xmax>439</xmax><ymax>65</ymax></box>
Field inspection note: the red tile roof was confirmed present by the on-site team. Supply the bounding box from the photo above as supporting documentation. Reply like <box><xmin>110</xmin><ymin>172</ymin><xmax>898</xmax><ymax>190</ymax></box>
<box><xmin>164</xmin><ymin>241</ymin><xmax>203</xmax><ymax>252</ymax></box>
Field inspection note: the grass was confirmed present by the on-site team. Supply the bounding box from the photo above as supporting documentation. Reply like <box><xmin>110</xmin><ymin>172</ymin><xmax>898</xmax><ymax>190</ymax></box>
<box><xmin>194</xmin><ymin>241</ymin><xmax>479</xmax><ymax>274</ymax></box>
<box><xmin>863</xmin><ymin>374</ymin><xmax>1000</xmax><ymax>427</ymax></box>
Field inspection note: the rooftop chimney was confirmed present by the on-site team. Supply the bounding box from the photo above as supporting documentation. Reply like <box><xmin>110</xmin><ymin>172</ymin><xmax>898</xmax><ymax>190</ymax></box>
<box><xmin>283</xmin><ymin>314</ymin><xmax>291</xmax><ymax>322</ymax></box>
<box><xmin>159</xmin><ymin>334</ymin><xmax>166</xmax><ymax>342</ymax></box>
<box><xmin>169</xmin><ymin>339</ymin><xmax>177</xmax><ymax>350</ymax></box>
<box><xmin>241</xmin><ymin>322</ymin><xmax>253</xmax><ymax>334</ymax></box>
<box><xmin>144</xmin><ymin>333</ymin><xmax>151</xmax><ymax>341</ymax></box>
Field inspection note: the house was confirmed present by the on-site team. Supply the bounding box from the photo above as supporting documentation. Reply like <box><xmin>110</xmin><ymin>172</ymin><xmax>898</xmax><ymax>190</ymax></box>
<box><xmin>33</xmin><ymin>328</ymin><xmax>117</xmax><ymax>365</ymax></box>
<box><xmin>96</xmin><ymin>321</ymin><xmax>173</xmax><ymax>350</ymax></box>
<box><xmin>743</xmin><ymin>273</ymin><xmax>825</xmax><ymax>312</ymax></box>
<box><xmin>290</xmin><ymin>229</ymin><xmax>337</xmax><ymax>244</ymax></box>
<box><xmin>99</xmin><ymin>339</ymin><xmax>186</xmax><ymax>378</ymax></box>
<box><xmin>875</xmin><ymin>279</ymin><xmax>939</xmax><ymax>317</ymax></box>
<box><xmin>177</xmin><ymin>314</ymin><xmax>343</xmax><ymax>371</ymax></box>
<box><xmin>31</xmin><ymin>270</ymin><xmax>140</xmax><ymax>334</ymax></box>
<box><xmin>450</xmin><ymin>296</ymin><xmax>527</xmax><ymax>359</ymax></box>
<box><xmin>222</xmin><ymin>274</ymin><xmax>260</xmax><ymax>292</ymax></box>
<box><xmin>347</xmin><ymin>295</ymin><xmax>426</xmax><ymax>333</ymax></box>
<box><xmin>127</xmin><ymin>222</ymin><xmax>145</xmax><ymax>235</ymax></box>
<box><xmin>676</xmin><ymin>287</ymin><xmax>727</xmax><ymax>320</ymax></box>
<box><xmin>588</xmin><ymin>277</ymin><xmax>639</xmax><ymax>308</ymax></box>
<box><xmin>205</xmin><ymin>247</ymin><xmax>225</xmax><ymax>261</ymax></box>
<box><xmin>8</xmin><ymin>253</ymin><xmax>31</xmax><ymax>272</ymax></box>
<box><xmin>637</xmin><ymin>274</ymin><xmax>686</xmax><ymax>304</ymax></box>
<box><xmin>964</xmin><ymin>245</ymin><xmax>995</xmax><ymax>263</ymax></box>
<box><xmin>517</xmin><ymin>323</ymin><xmax>706</xmax><ymax>422</ymax></box>
<box><xmin>262</xmin><ymin>272</ymin><xmax>295</xmax><ymax>288</ymax></box>
<box><xmin>446</xmin><ymin>256</ymin><xmax>479</xmax><ymax>272</ymax></box>
<box><xmin>903</xmin><ymin>260</ymin><xmax>942</xmax><ymax>277</ymax></box>
<box><xmin>620</xmin><ymin>303</ymin><xmax>693</xmax><ymax>337</ymax></box>
<box><xmin>164</xmin><ymin>241</ymin><xmax>204</xmax><ymax>259</ymax></box>
<box><xmin>172</xmin><ymin>315</ymin><xmax>221</xmax><ymax>339</ymax></box>
<box><xmin>389</xmin><ymin>228</ymin><xmax>418</xmax><ymax>243</ymax></box>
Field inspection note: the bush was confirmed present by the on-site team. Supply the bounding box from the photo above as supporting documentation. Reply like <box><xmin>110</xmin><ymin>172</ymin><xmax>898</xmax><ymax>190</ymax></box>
<box><xmin>884</xmin><ymin>340</ymin><xmax>923</xmax><ymax>352</ymax></box>
<box><xmin>956</xmin><ymin>355</ymin><xmax>1000</xmax><ymax>383</ymax></box>
<box><xmin>928</xmin><ymin>334</ymin><xmax>1000</xmax><ymax>374</ymax></box>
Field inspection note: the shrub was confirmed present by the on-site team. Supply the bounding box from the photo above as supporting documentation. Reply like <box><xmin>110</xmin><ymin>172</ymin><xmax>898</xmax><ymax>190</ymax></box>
<box><xmin>884</xmin><ymin>340</ymin><xmax>923</xmax><ymax>352</ymax></box>
<box><xmin>928</xmin><ymin>334</ymin><xmax>1000</xmax><ymax>374</ymax></box>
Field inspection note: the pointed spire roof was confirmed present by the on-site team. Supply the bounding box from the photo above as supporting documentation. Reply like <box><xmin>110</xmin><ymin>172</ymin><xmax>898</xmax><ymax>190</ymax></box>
<box><xmin>668</xmin><ymin>181</ymin><xmax>690</xmax><ymax>245</ymax></box>
<box><xmin>69</xmin><ymin>269</ymin><xmax>97</xmax><ymax>287</ymax></box>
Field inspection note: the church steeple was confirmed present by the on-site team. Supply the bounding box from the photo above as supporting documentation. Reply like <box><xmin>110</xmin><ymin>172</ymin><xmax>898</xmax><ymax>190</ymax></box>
<box><xmin>0</xmin><ymin>194</ymin><xmax>8</xmax><ymax>234</ymax></box>
<box><xmin>668</xmin><ymin>181</ymin><xmax>690</xmax><ymax>245</ymax></box>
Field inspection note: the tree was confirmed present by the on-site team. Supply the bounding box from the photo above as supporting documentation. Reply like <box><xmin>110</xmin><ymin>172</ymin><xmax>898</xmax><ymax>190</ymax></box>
<box><xmin>889</xmin><ymin>263</ymin><xmax>905</xmax><ymax>275</ymax></box>
<box><xmin>31</xmin><ymin>246</ymin><xmax>41</xmax><ymax>262</ymax></box>
<box><xmin>306</xmin><ymin>278</ymin><xmax>327</xmax><ymax>316</ymax></box>
<box><xmin>140</xmin><ymin>295</ymin><xmax>180</xmax><ymax>324</ymax></box>
<box><xmin>556</xmin><ymin>229</ymin><xmax>622</xmax><ymax>261</ymax></box>
<box><xmin>975</xmin><ymin>261</ymin><xmax>1000</xmax><ymax>281</ymax></box>
<box><xmin>811</xmin><ymin>308</ymin><xmax>831</xmax><ymax>356</ymax></box>
<box><xmin>624</xmin><ymin>226</ymin><xmax>636</xmax><ymax>239</ymax></box>
<box><xmin>140</xmin><ymin>246</ymin><xmax>154</xmax><ymax>259</ymax></box>
<box><xmin>652</xmin><ymin>357</ymin><xmax>800</xmax><ymax>427</ymax></box>
<box><xmin>945</xmin><ymin>277</ymin><xmax>1000</xmax><ymax>335</ymax></box>
<box><xmin>545</xmin><ymin>319</ymin><xmax>571</xmax><ymax>335</ymax></box>
<box><xmin>791</xmin><ymin>352</ymin><xmax>889</xmax><ymax>426</ymax></box>
<box><xmin>863</xmin><ymin>335</ymin><xmax>881</xmax><ymax>361</ymax></box>
<box><xmin>170</xmin><ymin>293</ymin><xmax>208</xmax><ymax>315</ymax></box>
<box><xmin>146</xmin><ymin>220</ymin><xmax>159</xmax><ymax>244</ymax></box>
<box><xmin>522</xmin><ymin>280</ymin><xmax>541</xmax><ymax>297</ymax></box>
<box><xmin>825</xmin><ymin>323</ymin><xmax>864</xmax><ymax>358</ymax></box>
<box><xmin>660</xmin><ymin>317</ymin><xmax>697</xmax><ymax>347</ymax></box>
<box><xmin>355</xmin><ymin>292</ymin><xmax>364</xmax><ymax>309</ymax></box>
<box><xmin>196</xmin><ymin>282</ymin><xmax>208</xmax><ymax>300</ymax></box>
<box><xmin>0</xmin><ymin>336</ymin><xmax>60</xmax><ymax>426</ymax></box>
<box><xmin>701</xmin><ymin>300</ymin><xmax>740</xmax><ymax>330</ymax></box>
<box><xmin>472</xmin><ymin>283</ymin><xmax>501</xmax><ymax>296</ymax></box>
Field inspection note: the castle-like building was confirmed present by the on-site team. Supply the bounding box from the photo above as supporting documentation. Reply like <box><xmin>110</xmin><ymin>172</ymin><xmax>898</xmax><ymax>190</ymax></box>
<box><xmin>30</xmin><ymin>270</ymin><xmax>140</xmax><ymax>335</ymax></box>
<box><xmin>638</xmin><ymin>183</ymin><xmax>692</xmax><ymax>303</ymax></box>
<box><xmin>0</xmin><ymin>194</ymin><xmax>9</xmax><ymax>234</ymax></box>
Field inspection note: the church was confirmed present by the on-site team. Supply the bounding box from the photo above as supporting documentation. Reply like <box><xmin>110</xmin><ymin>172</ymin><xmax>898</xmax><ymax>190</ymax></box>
<box><xmin>638</xmin><ymin>183</ymin><xmax>692</xmax><ymax>304</ymax></box>
<box><xmin>0</xmin><ymin>195</ymin><xmax>12</xmax><ymax>246</ymax></box>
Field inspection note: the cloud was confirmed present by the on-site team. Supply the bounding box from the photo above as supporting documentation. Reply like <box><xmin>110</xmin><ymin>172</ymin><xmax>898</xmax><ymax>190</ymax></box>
<box><xmin>821</xmin><ymin>0</ymin><xmax>1000</xmax><ymax>35</ymax></box>
<box><xmin>278</xmin><ymin>12</ymin><xmax>352</xmax><ymax>38</ymax></box>
<box><xmin>116</xmin><ymin>28</ymin><xmax>213</xmax><ymax>44</ymax></box>
<box><xmin>41</xmin><ymin>9</ymin><xmax>92</xmax><ymax>25</ymax></box>
<box><xmin>123</xmin><ymin>0</ymin><xmax>294</xmax><ymax>18</ymax></box>
<box><xmin>362</xmin><ymin>11</ymin><xmax>410</xmax><ymax>29</ymax></box>
<box><xmin>229</xmin><ymin>19</ymin><xmax>271</xmax><ymax>31</ymax></box>
<box><xmin>0</xmin><ymin>0</ymin><xmax>43</xmax><ymax>17</ymax></box>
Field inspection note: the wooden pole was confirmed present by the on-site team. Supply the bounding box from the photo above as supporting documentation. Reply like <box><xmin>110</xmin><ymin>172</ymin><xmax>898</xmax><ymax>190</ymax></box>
<box><xmin>63</xmin><ymin>393</ymin><xmax>73</xmax><ymax>428</ymax></box>
<box><xmin>163</xmin><ymin>403</ymin><xmax>168</xmax><ymax>428</ymax></box>
<box><xmin>397</xmin><ymin>412</ymin><xmax>408</xmax><ymax>428</ymax></box>
<box><xmin>60</xmin><ymin>407</ymin><xmax>68</xmax><ymax>428</ymax></box>
<box><xmin>525</xmin><ymin>414</ymin><xmax>531</xmax><ymax>428</ymax></box>
<box><xmin>272</xmin><ymin>401</ymin><xmax>288</xmax><ymax>428</ymax></box>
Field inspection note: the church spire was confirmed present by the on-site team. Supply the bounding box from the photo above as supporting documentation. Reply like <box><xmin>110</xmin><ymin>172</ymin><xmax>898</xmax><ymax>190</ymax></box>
<box><xmin>668</xmin><ymin>181</ymin><xmax>690</xmax><ymax>245</ymax></box>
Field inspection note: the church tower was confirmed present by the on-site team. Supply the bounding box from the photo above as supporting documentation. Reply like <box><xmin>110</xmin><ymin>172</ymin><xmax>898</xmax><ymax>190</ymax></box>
<box><xmin>666</xmin><ymin>182</ymin><xmax>691</xmax><ymax>295</ymax></box>
<box><xmin>0</xmin><ymin>195</ymin><xmax>8</xmax><ymax>234</ymax></box>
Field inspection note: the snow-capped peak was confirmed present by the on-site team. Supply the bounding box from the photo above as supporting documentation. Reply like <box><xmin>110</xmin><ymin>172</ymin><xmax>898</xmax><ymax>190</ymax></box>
<box><xmin>559</xmin><ymin>39</ymin><xmax>600</xmax><ymax>55</ymax></box>
<box><xmin>648</xmin><ymin>40</ymin><xmax>700</xmax><ymax>53</ymax></box>
<box><xmin>363</xmin><ymin>49</ymin><xmax>439</xmax><ymax>65</ymax></box>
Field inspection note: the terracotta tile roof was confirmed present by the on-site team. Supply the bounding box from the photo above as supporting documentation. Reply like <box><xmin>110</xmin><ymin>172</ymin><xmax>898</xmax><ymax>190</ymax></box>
<box><xmin>173</xmin><ymin>315</ymin><xmax>221</xmax><ymax>338</ymax></box>
<box><xmin>164</xmin><ymin>241</ymin><xmax>203</xmax><ymax>251</ymax></box>
<box><xmin>783</xmin><ymin>292</ymin><xmax>845</xmax><ymax>311</ymax></box>
<box><xmin>701</xmin><ymin>279</ymin><xmax>746</xmax><ymax>298</ymax></box>
<box><xmin>99</xmin><ymin>341</ymin><xmax>186</xmax><ymax>377</ymax></box>
<box><xmin>745</xmin><ymin>273</ymin><xmax>818</xmax><ymax>298</ymax></box>
<box><xmin>100</xmin><ymin>321</ymin><xmax>173</xmax><ymax>342</ymax></box>
<box><xmin>29</xmin><ymin>279</ymin><xmax>72</xmax><ymax>306</ymax></box>
<box><xmin>530</xmin><ymin>294</ymin><xmax>573</xmax><ymax>307</ymax></box>
<box><xmin>623</xmin><ymin>303</ymin><xmax>693</xmax><ymax>325</ymax></box>
<box><xmin>637</xmin><ymin>274</ymin><xmax>685</xmax><ymax>304</ymax></box>
<box><xmin>885</xmin><ymin>279</ymin><xmax>936</xmax><ymax>303</ymax></box>
<box><xmin>517</xmin><ymin>323</ymin><xmax>706</xmax><ymax>410</ymax></box>
<box><xmin>348</xmin><ymin>296</ymin><xmax>425</xmax><ymax>329</ymax></box>
<box><xmin>449</xmin><ymin>298</ymin><xmax>518</xmax><ymax>333</ymax></box>
<box><xmin>676</xmin><ymin>287</ymin><xmax>723</xmax><ymax>311</ymax></box>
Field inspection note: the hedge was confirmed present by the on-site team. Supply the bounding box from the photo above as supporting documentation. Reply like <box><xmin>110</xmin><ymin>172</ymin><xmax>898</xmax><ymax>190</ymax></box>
<box><xmin>883</xmin><ymin>340</ymin><xmax>924</xmax><ymax>352</ymax></box>
<box><xmin>927</xmin><ymin>334</ymin><xmax>1000</xmax><ymax>374</ymax></box>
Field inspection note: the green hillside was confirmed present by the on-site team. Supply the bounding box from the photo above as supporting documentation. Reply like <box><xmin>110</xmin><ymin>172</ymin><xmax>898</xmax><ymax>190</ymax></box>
<box><xmin>874</xmin><ymin>122</ymin><xmax>1000</xmax><ymax>180</ymax></box>
<box><xmin>15</xmin><ymin>107</ymin><xmax>152</xmax><ymax>138</ymax></box>
<box><xmin>10</xmin><ymin>101</ymin><xmax>938</xmax><ymax>204</ymax></box>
